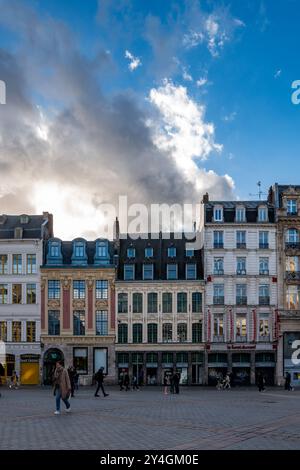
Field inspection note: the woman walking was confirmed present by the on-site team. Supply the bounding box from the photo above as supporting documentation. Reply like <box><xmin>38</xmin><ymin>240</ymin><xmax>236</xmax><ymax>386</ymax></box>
<box><xmin>53</xmin><ymin>361</ymin><xmax>71</xmax><ymax>415</ymax></box>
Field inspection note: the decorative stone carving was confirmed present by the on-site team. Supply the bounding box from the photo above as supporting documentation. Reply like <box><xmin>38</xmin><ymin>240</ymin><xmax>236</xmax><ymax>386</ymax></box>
<box><xmin>47</xmin><ymin>299</ymin><xmax>60</xmax><ymax>308</ymax></box>
<box><xmin>72</xmin><ymin>299</ymin><xmax>86</xmax><ymax>309</ymax></box>
<box><xmin>62</xmin><ymin>277</ymin><xmax>72</xmax><ymax>290</ymax></box>
<box><xmin>95</xmin><ymin>299</ymin><xmax>108</xmax><ymax>309</ymax></box>
<box><xmin>87</xmin><ymin>278</ymin><xmax>94</xmax><ymax>290</ymax></box>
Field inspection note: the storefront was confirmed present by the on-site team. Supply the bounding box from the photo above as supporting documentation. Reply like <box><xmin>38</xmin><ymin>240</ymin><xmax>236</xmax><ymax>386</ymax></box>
<box><xmin>20</xmin><ymin>354</ymin><xmax>40</xmax><ymax>385</ymax></box>
<box><xmin>146</xmin><ymin>353</ymin><xmax>158</xmax><ymax>385</ymax></box>
<box><xmin>208</xmin><ymin>353</ymin><xmax>228</xmax><ymax>385</ymax></box>
<box><xmin>232</xmin><ymin>353</ymin><xmax>251</xmax><ymax>386</ymax></box>
<box><xmin>117</xmin><ymin>353</ymin><xmax>129</xmax><ymax>382</ymax></box>
<box><xmin>132</xmin><ymin>353</ymin><xmax>143</xmax><ymax>385</ymax></box>
<box><xmin>43</xmin><ymin>348</ymin><xmax>64</xmax><ymax>385</ymax></box>
<box><xmin>191</xmin><ymin>352</ymin><xmax>204</xmax><ymax>385</ymax></box>
<box><xmin>255</xmin><ymin>352</ymin><xmax>275</xmax><ymax>386</ymax></box>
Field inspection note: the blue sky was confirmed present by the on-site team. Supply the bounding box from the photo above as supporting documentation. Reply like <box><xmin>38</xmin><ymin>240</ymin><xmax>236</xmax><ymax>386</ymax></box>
<box><xmin>0</xmin><ymin>0</ymin><xmax>300</xmax><ymax>236</ymax></box>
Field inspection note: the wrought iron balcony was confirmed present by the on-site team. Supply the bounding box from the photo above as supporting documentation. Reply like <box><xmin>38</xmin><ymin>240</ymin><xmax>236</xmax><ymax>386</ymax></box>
<box><xmin>285</xmin><ymin>242</ymin><xmax>300</xmax><ymax>250</ymax></box>
<box><xmin>259</xmin><ymin>243</ymin><xmax>269</xmax><ymax>249</ymax></box>
<box><xmin>259</xmin><ymin>296</ymin><xmax>270</xmax><ymax>305</ymax></box>
<box><xmin>236</xmin><ymin>296</ymin><xmax>247</xmax><ymax>305</ymax></box>
<box><xmin>258</xmin><ymin>334</ymin><xmax>270</xmax><ymax>342</ymax></box>
<box><xmin>286</xmin><ymin>271</ymin><xmax>300</xmax><ymax>280</ymax></box>
<box><xmin>236</xmin><ymin>242</ymin><xmax>246</xmax><ymax>249</ymax></box>
<box><xmin>236</xmin><ymin>269</ymin><xmax>247</xmax><ymax>276</ymax></box>
<box><xmin>259</xmin><ymin>269</ymin><xmax>269</xmax><ymax>276</ymax></box>
<box><xmin>214</xmin><ymin>269</ymin><xmax>224</xmax><ymax>275</ymax></box>
<box><xmin>214</xmin><ymin>243</ymin><xmax>224</xmax><ymax>249</ymax></box>
<box><xmin>213</xmin><ymin>335</ymin><xmax>225</xmax><ymax>343</ymax></box>
<box><xmin>213</xmin><ymin>296</ymin><xmax>224</xmax><ymax>305</ymax></box>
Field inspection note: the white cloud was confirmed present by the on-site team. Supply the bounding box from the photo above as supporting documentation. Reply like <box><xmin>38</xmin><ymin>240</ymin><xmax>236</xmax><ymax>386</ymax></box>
<box><xmin>182</xmin><ymin>67</ymin><xmax>193</xmax><ymax>82</ymax></box>
<box><xmin>196</xmin><ymin>77</ymin><xmax>208</xmax><ymax>87</ymax></box>
<box><xmin>222</xmin><ymin>111</ymin><xmax>237</xmax><ymax>122</ymax></box>
<box><xmin>125</xmin><ymin>50</ymin><xmax>141</xmax><ymax>71</ymax></box>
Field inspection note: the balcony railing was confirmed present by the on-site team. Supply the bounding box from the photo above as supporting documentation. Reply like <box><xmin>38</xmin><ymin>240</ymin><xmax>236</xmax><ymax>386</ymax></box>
<box><xmin>259</xmin><ymin>269</ymin><xmax>269</xmax><ymax>276</ymax></box>
<box><xmin>236</xmin><ymin>296</ymin><xmax>247</xmax><ymax>306</ymax></box>
<box><xmin>213</xmin><ymin>296</ymin><xmax>224</xmax><ymax>305</ymax></box>
<box><xmin>286</xmin><ymin>271</ymin><xmax>300</xmax><ymax>280</ymax></box>
<box><xmin>213</xmin><ymin>335</ymin><xmax>225</xmax><ymax>342</ymax></box>
<box><xmin>259</xmin><ymin>296</ymin><xmax>270</xmax><ymax>305</ymax></box>
<box><xmin>236</xmin><ymin>269</ymin><xmax>247</xmax><ymax>276</ymax></box>
<box><xmin>236</xmin><ymin>335</ymin><xmax>248</xmax><ymax>343</ymax></box>
<box><xmin>287</xmin><ymin>211</ymin><xmax>298</xmax><ymax>216</ymax></box>
<box><xmin>214</xmin><ymin>243</ymin><xmax>224</xmax><ymax>249</ymax></box>
<box><xmin>259</xmin><ymin>243</ymin><xmax>269</xmax><ymax>249</ymax></box>
<box><xmin>258</xmin><ymin>334</ymin><xmax>270</xmax><ymax>342</ymax></box>
<box><xmin>214</xmin><ymin>269</ymin><xmax>224</xmax><ymax>275</ymax></box>
<box><xmin>285</xmin><ymin>242</ymin><xmax>300</xmax><ymax>250</ymax></box>
<box><xmin>236</xmin><ymin>242</ymin><xmax>246</xmax><ymax>249</ymax></box>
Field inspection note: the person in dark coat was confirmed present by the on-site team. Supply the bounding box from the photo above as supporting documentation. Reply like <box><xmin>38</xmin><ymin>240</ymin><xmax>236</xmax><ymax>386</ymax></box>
<box><xmin>257</xmin><ymin>372</ymin><xmax>265</xmax><ymax>392</ymax></box>
<box><xmin>123</xmin><ymin>373</ymin><xmax>130</xmax><ymax>391</ymax></box>
<box><xmin>94</xmin><ymin>367</ymin><xmax>109</xmax><ymax>397</ymax></box>
<box><xmin>67</xmin><ymin>366</ymin><xmax>76</xmax><ymax>397</ymax></box>
<box><xmin>284</xmin><ymin>372</ymin><xmax>293</xmax><ymax>391</ymax></box>
<box><xmin>173</xmin><ymin>372</ymin><xmax>180</xmax><ymax>394</ymax></box>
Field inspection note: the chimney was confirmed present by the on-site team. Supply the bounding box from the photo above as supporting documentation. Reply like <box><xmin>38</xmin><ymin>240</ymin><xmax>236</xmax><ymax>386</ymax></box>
<box><xmin>42</xmin><ymin>212</ymin><xmax>54</xmax><ymax>239</ymax></box>
<box><xmin>202</xmin><ymin>193</ymin><xmax>209</xmax><ymax>204</ymax></box>
<box><xmin>113</xmin><ymin>217</ymin><xmax>120</xmax><ymax>250</ymax></box>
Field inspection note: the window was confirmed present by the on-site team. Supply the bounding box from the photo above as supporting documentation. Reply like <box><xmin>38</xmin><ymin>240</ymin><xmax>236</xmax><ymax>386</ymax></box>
<box><xmin>236</xmin><ymin>284</ymin><xmax>247</xmax><ymax>305</ymax></box>
<box><xmin>162</xmin><ymin>352</ymin><xmax>173</xmax><ymax>364</ymax></box>
<box><xmin>236</xmin><ymin>231</ymin><xmax>246</xmax><ymax>248</ymax></box>
<box><xmin>213</xmin><ymin>317</ymin><xmax>224</xmax><ymax>337</ymax></box>
<box><xmin>124</xmin><ymin>264</ymin><xmax>135</xmax><ymax>280</ymax></box>
<box><xmin>95</xmin><ymin>280</ymin><xmax>108</xmax><ymax>299</ymax></box>
<box><xmin>259</xmin><ymin>284</ymin><xmax>270</xmax><ymax>305</ymax></box>
<box><xmin>214</xmin><ymin>257</ymin><xmax>224</xmax><ymax>275</ymax></box>
<box><xmin>143</xmin><ymin>264</ymin><xmax>154</xmax><ymax>280</ymax></box>
<box><xmin>286</xmin><ymin>285</ymin><xmax>300</xmax><ymax>309</ymax></box>
<box><xmin>12</xmin><ymin>254</ymin><xmax>22</xmax><ymax>274</ymax></box>
<box><xmin>145</xmin><ymin>247</ymin><xmax>153</xmax><ymax>258</ymax></box>
<box><xmin>214</xmin><ymin>231</ymin><xmax>223</xmax><ymax>248</ymax></box>
<box><xmin>236</xmin><ymin>257</ymin><xmax>246</xmax><ymax>275</ymax></box>
<box><xmin>118</xmin><ymin>352</ymin><xmax>129</xmax><ymax>364</ymax></box>
<box><xmin>74</xmin><ymin>242</ymin><xmax>85</xmax><ymax>257</ymax></box>
<box><xmin>177</xmin><ymin>292</ymin><xmax>187</xmax><ymax>313</ymax></box>
<box><xmin>26</xmin><ymin>321</ymin><xmax>36</xmax><ymax>342</ymax></box>
<box><xmin>259</xmin><ymin>258</ymin><xmax>269</xmax><ymax>275</ymax></box>
<box><xmin>12</xmin><ymin>284</ymin><xmax>22</xmax><ymax>304</ymax></box>
<box><xmin>50</xmin><ymin>243</ymin><xmax>60</xmax><ymax>257</ymax></box>
<box><xmin>26</xmin><ymin>284</ymin><xmax>36</xmax><ymax>304</ymax></box>
<box><xmin>127</xmin><ymin>247</ymin><xmax>135</xmax><ymax>258</ymax></box>
<box><xmin>214</xmin><ymin>207</ymin><xmax>223</xmax><ymax>222</ymax></box>
<box><xmin>73</xmin><ymin>280</ymin><xmax>85</xmax><ymax>299</ymax></box>
<box><xmin>259</xmin><ymin>231</ymin><xmax>269</xmax><ymax>249</ymax></box>
<box><xmin>287</xmin><ymin>199</ymin><xmax>297</xmax><ymax>215</ymax></box>
<box><xmin>97</xmin><ymin>241</ymin><xmax>108</xmax><ymax>257</ymax></box>
<box><xmin>162</xmin><ymin>292</ymin><xmax>172</xmax><ymax>313</ymax></box>
<box><xmin>168</xmin><ymin>246</ymin><xmax>176</xmax><ymax>258</ymax></box>
<box><xmin>96</xmin><ymin>310</ymin><xmax>108</xmax><ymax>336</ymax></box>
<box><xmin>177</xmin><ymin>323</ymin><xmax>187</xmax><ymax>342</ymax></box>
<box><xmin>132</xmin><ymin>293</ymin><xmax>143</xmax><ymax>313</ymax></box>
<box><xmin>73</xmin><ymin>348</ymin><xmax>88</xmax><ymax>374</ymax></box>
<box><xmin>167</xmin><ymin>264</ymin><xmax>177</xmax><ymax>280</ymax></box>
<box><xmin>147</xmin><ymin>293</ymin><xmax>158</xmax><ymax>313</ymax></box>
<box><xmin>176</xmin><ymin>352</ymin><xmax>188</xmax><ymax>363</ymax></box>
<box><xmin>73</xmin><ymin>310</ymin><xmax>85</xmax><ymax>336</ymax></box>
<box><xmin>162</xmin><ymin>323</ymin><xmax>173</xmax><ymax>342</ymax></box>
<box><xmin>0</xmin><ymin>284</ymin><xmax>8</xmax><ymax>304</ymax></box>
<box><xmin>286</xmin><ymin>256</ymin><xmax>299</xmax><ymax>272</ymax></box>
<box><xmin>147</xmin><ymin>323</ymin><xmax>158</xmax><ymax>343</ymax></box>
<box><xmin>48</xmin><ymin>280</ymin><xmax>60</xmax><ymax>299</ymax></box>
<box><xmin>258</xmin><ymin>207</ymin><xmax>268</xmax><ymax>222</ymax></box>
<box><xmin>0</xmin><ymin>255</ymin><xmax>8</xmax><ymax>274</ymax></box>
<box><xmin>186</xmin><ymin>248</ymin><xmax>194</xmax><ymax>257</ymax></box>
<box><xmin>26</xmin><ymin>254</ymin><xmax>36</xmax><ymax>274</ymax></box>
<box><xmin>213</xmin><ymin>284</ymin><xmax>224</xmax><ymax>305</ymax></box>
<box><xmin>192</xmin><ymin>292</ymin><xmax>202</xmax><ymax>312</ymax></box>
<box><xmin>48</xmin><ymin>310</ymin><xmax>60</xmax><ymax>335</ymax></box>
<box><xmin>236</xmin><ymin>316</ymin><xmax>247</xmax><ymax>339</ymax></box>
<box><xmin>147</xmin><ymin>352</ymin><xmax>158</xmax><ymax>363</ymax></box>
<box><xmin>118</xmin><ymin>293</ymin><xmax>128</xmax><ymax>313</ymax></box>
<box><xmin>236</xmin><ymin>207</ymin><xmax>246</xmax><ymax>222</ymax></box>
<box><xmin>12</xmin><ymin>322</ymin><xmax>22</xmax><ymax>342</ymax></box>
<box><xmin>0</xmin><ymin>321</ymin><xmax>7</xmax><ymax>341</ymax></box>
<box><xmin>118</xmin><ymin>323</ymin><xmax>128</xmax><ymax>343</ymax></box>
<box><xmin>259</xmin><ymin>316</ymin><xmax>269</xmax><ymax>339</ymax></box>
<box><xmin>132</xmin><ymin>323</ymin><xmax>143</xmax><ymax>343</ymax></box>
<box><xmin>186</xmin><ymin>263</ymin><xmax>196</xmax><ymax>280</ymax></box>
<box><xmin>286</xmin><ymin>229</ymin><xmax>299</xmax><ymax>244</ymax></box>
<box><xmin>192</xmin><ymin>322</ymin><xmax>202</xmax><ymax>343</ymax></box>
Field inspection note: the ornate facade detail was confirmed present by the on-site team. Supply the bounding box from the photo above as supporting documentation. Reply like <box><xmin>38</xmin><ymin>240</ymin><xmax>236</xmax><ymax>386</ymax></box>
<box><xmin>72</xmin><ymin>299</ymin><xmax>86</xmax><ymax>309</ymax></box>
<box><xmin>95</xmin><ymin>299</ymin><xmax>108</xmax><ymax>309</ymax></box>
<box><xmin>47</xmin><ymin>299</ymin><xmax>60</xmax><ymax>309</ymax></box>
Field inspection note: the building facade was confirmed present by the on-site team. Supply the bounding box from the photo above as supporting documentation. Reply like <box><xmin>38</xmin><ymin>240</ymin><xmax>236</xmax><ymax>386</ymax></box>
<box><xmin>202</xmin><ymin>195</ymin><xmax>278</xmax><ymax>385</ymax></box>
<box><xmin>40</xmin><ymin>237</ymin><xmax>116</xmax><ymax>384</ymax></box>
<box><xmin>0</xmin><ymin>213</ymin><xmax>53</xmax><ymax>384</ymax></box>
<box><xmin>270</xmin><ymin>184</ymin><xmax>300</xmax><ymax>386</ymax></box>
<box><xmin>115</xmin><ymin>232</ymin><xmax>205</xmax><ymax>385</ymax></box>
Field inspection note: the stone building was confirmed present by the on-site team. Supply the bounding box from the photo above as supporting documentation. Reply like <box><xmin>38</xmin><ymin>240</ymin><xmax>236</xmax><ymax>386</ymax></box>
<box><xmin>0</xmin><ymin>213</ymin><xmax>53</xmax><ymax>384</ymax></box>
<box><xmin>115</xmin><ymin>231</ymin><xmax>205</xmax><ymax>385</ymax></box>
<box><xmin>40</xmin><ymin>237</ymin><xmax>116</xmax><ymax>384</ymax></box>
<box><xmin>202</xmin><ymin>194</ymin><xmax>278</xmax><ymax>385</ymax></box>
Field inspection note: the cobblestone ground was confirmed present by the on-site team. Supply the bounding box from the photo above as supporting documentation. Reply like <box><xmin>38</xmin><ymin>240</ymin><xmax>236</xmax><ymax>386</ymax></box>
<box><xmin>1</xmin><ymin>385</ymin><xmax>300</xmax><ymax>450</ymax></box>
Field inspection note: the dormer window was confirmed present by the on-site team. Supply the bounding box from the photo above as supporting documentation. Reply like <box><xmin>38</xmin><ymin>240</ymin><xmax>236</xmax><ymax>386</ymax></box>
<box><xmin>74</xmin><ymin>242</ymin><xmax>85</xmax><ymax>257</ymax></box>
<box><xmin>97</xmin><ymin>241</ymin><xmax>108</xmax><ymax>258</ymax></box>
<box><xmin>168</xmin><ymin>246</ymin><xmax>176</xmax><ymax>258</ymax></box>
<box><xmin>127</xmin><ymin>247</ymin><xmax>135</xmax><ymax>258</ymax></box>
<box><xmin>47</xmin><ymin>239</ymin><xmax>63</xmax><ymax>265</ymax></box>
<box><xmin>145</xmin><ymin>247</ymin><xmax>153</xmax><ymax>258</ymax></box>
<box><xmin>20</xmin><ymin>214</ymin><xmax>29</xmax><ymax>224</ymax></box>
<box><xmin>186</xmin><ymin>248</ymin><xmax>194</xmax><ymax>257</ymax></box>
<box><xmin>235</xmin><ymin>207</ymin><xmax>246</xmax><ymax>223</ymax></box>
<box><xmin>94</xmin><ymin>239</ymin><xmax>110</xmax><ymax>265</ymax></box>
<box><xmin>214</xmin><ymin>207</ymin><xmax>223</xmax><ymax>222</ymax></box>
<box><xmin>50</xmin><ymin>243</ymin><xmax>59</xmax><ymax>257</ymax></box>
<box><xmin>258</xmin><ymin>207</ymin><xmax>268</xmax><ymax>222</ymax></box>
<box><xmin>71</xmin><ymin>239</ymin><xmax>87</xmax><ymax>266</ymax></box>
<box><xmin>287</xmin><ymin>199</ymin><xmax>297</xmax><ymax>215</ymax></box>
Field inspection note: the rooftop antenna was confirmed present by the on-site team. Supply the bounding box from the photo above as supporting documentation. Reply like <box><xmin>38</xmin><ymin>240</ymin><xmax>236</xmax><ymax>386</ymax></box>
<box><xmin>249</xmin><ymin>181</ymin><xmax>267</xmax><ymax>200</ymax></box>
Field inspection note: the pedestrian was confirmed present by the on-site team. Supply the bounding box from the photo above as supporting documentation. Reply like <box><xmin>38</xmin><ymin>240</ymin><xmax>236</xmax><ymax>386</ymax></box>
<box><xmin>9</xmin><ymin>371</ymin><xmax>19</xmax><ymax>389</ymax></box>
<box><xmin>124</xmin><ymin>372</ymin><xmax>130</xmax><ymax>391</ymax></box>
<box><xmin>119</xmin><ymin>370</ymin><xmax>125</xmax><ymax>391</ymax></box>
<box><xmin>163</xmin><ymin>374</ymin><xmax>170</xmax><ymax>395</ymax></box>
<box><xmin>138</xmin><ymin>369</ymin><xmax>144</xmax><ymax>387</ymax></box>
<box><xmin>257</xmin><ymin>372</ymin><xmax>265</xmax><ymax>392</ymax></box>
<box><xmin>284</xmin><ymin>371</ymin><xmax>293</xmax><ymax>391</ymax></box>
<box><xmin>53</xmin><ymin>360</ymin><xmax>71</xmax><ymax>415</ymax></box>
<box><xmin>223</xmin><ymin>373</ymin><xmax>231</xmax><ymax>390</ymax></box>
<box><xmin>173</xmin><ymin>372</ymin><xmax>180</xmax><ymax>394</ymax></box>
<box><xmin>94</xmin><ymin>367</ymin><xmax>109</xmax><ymax>397</ymax></box>
<box><xmin>68</xmin><ymin>366</ymin><xmax>76</xmax><ymax>397</ymax></box>
<box><xmin>131</xmin><ymin>375</ymin><xmax>139</xmax><ymax>390</ymax></box>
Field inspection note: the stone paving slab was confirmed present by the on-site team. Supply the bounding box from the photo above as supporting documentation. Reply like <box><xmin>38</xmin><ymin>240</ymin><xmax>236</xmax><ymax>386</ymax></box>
<box><xmin>1</xmin><ymin>386</ymin><xmax>300</xmax><ymax>450</ymax></box>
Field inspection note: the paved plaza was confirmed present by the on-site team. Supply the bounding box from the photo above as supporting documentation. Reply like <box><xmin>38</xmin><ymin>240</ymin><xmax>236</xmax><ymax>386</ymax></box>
<box><xmin>1</xmin><ymin>386</ymin><xmax>300</xmax><ymax>450</ymax></box>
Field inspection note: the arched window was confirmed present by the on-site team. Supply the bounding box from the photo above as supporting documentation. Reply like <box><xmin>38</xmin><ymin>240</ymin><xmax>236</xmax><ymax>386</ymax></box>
<box><xmin>71</xmin><ymin>239</ymin><xmax>87</xmax><ymax>265</ymax></box>
<box><xmin>46</xmin><ymin>239</ymin><xmax>63</xmax><ymax>265</ymax></box>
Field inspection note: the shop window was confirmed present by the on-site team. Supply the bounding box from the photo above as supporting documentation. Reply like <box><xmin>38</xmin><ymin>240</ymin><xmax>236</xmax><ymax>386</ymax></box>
<box><xmin>73</xmin><ymin>348</ymin><xmax>88</xmax><ymax>374</ymax></box>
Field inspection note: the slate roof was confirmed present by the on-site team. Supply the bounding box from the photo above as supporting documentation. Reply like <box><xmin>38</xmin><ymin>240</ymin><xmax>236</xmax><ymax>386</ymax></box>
<box><xmin>0</xmin><ymin>214</ymin><xmax>52</xmax><ymax>239</ymax></box>
<box><xmin>205</xmin><ymin>200</ymin><xmax>275</xmax><ymax>224</ymax></box>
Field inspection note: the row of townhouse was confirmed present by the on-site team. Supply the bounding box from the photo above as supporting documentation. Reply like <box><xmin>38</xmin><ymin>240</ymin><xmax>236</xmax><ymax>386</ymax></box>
<box><xmin>0</xmin><ymin>183</ymin><xmax>300</xmax><ymax>386</ymax></box>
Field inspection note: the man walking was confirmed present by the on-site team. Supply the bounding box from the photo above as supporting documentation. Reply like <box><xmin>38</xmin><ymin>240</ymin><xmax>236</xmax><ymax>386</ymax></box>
<box><xmin>53</xmin><ymin>361</ymin><xmax>71</xmax><ymax>415</ymax></box>
<box><xmin>284</xmin><ymin>371</ymin><xmax>293</xmax><ymax>391</ymax></box>
<box><xmin>173</xmin><ymin>371</ymin><xmax>180</xmax><ymax>394</ymax></box>
<box><xmin>94</xmin><ymin>367</ymin><xmax>109</xmax><ymax>397</ymax></box>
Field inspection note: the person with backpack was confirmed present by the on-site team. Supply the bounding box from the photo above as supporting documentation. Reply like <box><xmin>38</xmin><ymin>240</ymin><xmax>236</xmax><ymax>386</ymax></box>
<box><xmin>94</xmin><ymin>367</ymin><xmax>109</xmax><ymax>397</ymax></box>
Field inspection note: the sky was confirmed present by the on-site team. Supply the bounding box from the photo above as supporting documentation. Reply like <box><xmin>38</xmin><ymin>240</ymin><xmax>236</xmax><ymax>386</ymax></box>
<box><xmin>0</xmin><ymin>0</ymin><xmax>299</xmax><ymax>238</ymax></box>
